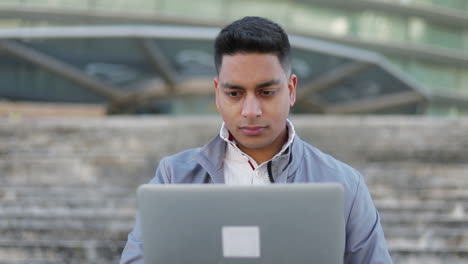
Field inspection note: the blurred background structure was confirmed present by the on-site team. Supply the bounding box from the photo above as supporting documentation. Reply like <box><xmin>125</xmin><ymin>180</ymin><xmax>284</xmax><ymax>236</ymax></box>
<box><xmin>1</xmin><ymin>1</ymin><xmax>468</xmax><ymax>264</ymax></box>
<box><xmin>0</xmin><ymin>0</ymin><xmax>467</xmax><ymax>116</ymax></box>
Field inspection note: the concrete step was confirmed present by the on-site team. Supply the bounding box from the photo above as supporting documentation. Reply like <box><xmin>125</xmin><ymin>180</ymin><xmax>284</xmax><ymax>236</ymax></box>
<box><xmin>0</xmin><ymin>185</ymin><xmax>134</xmax><ymax>199</ymax></box>
<box><xmin>1</xmin><ymin>116</ymin><xmax>467</xmax><ymax>264</ymax></box>
<box><xmin>0</xmin><ymin>218</ymin><xmax>133</xmax><ymax>234</ymax></box>
<box><xmin>381</xmin><ymin>213</ymin><xmax>468</xmax><ymax>229</ymax></box>
<box><xmin>375</xmin><ymin>199</ymin><xmax>468</xmax><ymax>213</ymax></box>
<box><xmin>0</xmin><ymin>117</ymin><xmax>214</xmax><ymax>163</ymax></box>
<box><xmin>0</xmin><ymin>158</ymin><xmax>153</xmax><ymax>186</ymax></box>
<box><xmin>6</xmin><ymin>198</ymin><xmax>465</xmax><ymax>217</ymax></box>
<box><xmin>390</xmin><ymin>248</ymin><xmax>468</xmax><ymax>264</ymax></box>
<box><xmin>361</xmin><ymin>162</ymin><xmax>468</xmax><ymax>188</ymax></box>
<box><xmin>1</xmin><ymin>240</ymin><xmax>468</xmax><ymax>264</ymax></box>
<box><xmin>0</xmin><ymin>240</ymin><xmax>124</xmax><ymax>264</ymax></box>
<box><xmin>1</xmin><ymin>225</ymin><xmax>129</xmax><ymax>241</ymax></box>
<box><xmin>370</xmin><ymin>186</ymin><xmax>468</xmax><ymax>201</ymax></box>
<box><xmin>2</xmin><ymin>116</ymin><xmax>468</xmax><ymax>164</ymax></box>
<box><xmin>0</xmin><ymin>206</ymin><xmax>135</xmax><ymax>218</ymax></box>
<box><xmin>386</xmin><ymin>228</ymin><xmax>468</xmax><ymax>249</ymax></box>
<box><xmin>0</xmin><ymin>197</ymin><xmax>136</xmax><ymax>210</ymax></box>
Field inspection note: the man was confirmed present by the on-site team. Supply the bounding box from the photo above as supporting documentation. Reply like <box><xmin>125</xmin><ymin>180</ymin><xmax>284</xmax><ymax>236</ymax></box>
<box><xmin>120</xmin><ymin>16</ymin><xmax>392</xmax><ymax>263</ymax></box>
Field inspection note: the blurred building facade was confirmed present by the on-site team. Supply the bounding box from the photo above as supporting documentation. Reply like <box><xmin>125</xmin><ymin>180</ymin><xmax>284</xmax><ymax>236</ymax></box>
<box><xmin>0</xmin><ymin>0</ymin><xmax>467</xmax><ymax>116</ymax></box>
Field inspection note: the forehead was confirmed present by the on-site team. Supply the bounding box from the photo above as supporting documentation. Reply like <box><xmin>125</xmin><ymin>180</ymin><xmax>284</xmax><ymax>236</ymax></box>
<box><xmin>218</xmin><ymin>53</ymin><xmax>285</xmax><ymax>82</ymax></box>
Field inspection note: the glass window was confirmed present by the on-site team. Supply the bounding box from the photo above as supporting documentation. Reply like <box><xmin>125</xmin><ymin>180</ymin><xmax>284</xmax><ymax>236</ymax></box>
<box><xmin>464</xmin><ymin>30</ymin><xmax>468</xmax><ymax>51</ymax></box>
<box><xmin>460</xmin><ymin>68</ymin><xmax>468</xmax><ymax>95</ymax></box>
<box><xmin>387</xmin><ymin>57</ymin><xmax>409</xmax><ymax>72</ymax></box>
<box><xmin>289</xmin><ymin>4</ymin><xmax>353</xmax><ymax>37</ymax></box>
<box><xmin>429</xmin><ymin>0</ymin><xmax>468</xmax><ymax>11</ymax></box>
<box><xmin>353</xmin><ymin>11</ymin><xmax>407</xmax><ymax>43</ymax></box>
<box><xmin>227</xmin><ymin>0</ymin><xmax>290</xmax><ymax>25</ymax></box>
<box><xmin>407</xmin><ymin>61</ymin><xmax>460</xmax><ymax>93</ymax></box>
<box><xmin>52</xmin><ymin>0</ymin><xmax>89</xmax><ymax>9</ymax></box>
<box><xmin>152</xmin><ymin>0</ymin><xmax>223</xmax><ymax>18</ymax></box>
<box><xmin>408</xmin><ymin>0</ymin><xmax>468</xmax><ymax>12</ymax></box>
<box><xmin>0</xmin><ymin>55</ymin><xmax>105</xmax><ymax>103</ymax></box>
<box><xmin>421</xmin><ymin>23</ymin><xmax>464</xmax><ymax>50</ymax></box>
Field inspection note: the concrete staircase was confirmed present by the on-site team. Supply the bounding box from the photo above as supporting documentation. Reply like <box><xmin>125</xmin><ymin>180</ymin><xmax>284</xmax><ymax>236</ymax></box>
<box><xmin>1</xmin><ymin>116</ymin><xmax>467</xmax><ymax>264</ymax></box>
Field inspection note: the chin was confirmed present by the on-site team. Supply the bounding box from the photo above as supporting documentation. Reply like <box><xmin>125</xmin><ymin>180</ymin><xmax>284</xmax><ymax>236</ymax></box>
<box><xmin>238</xmin><ymin>140</ymin><xmax>270</xmax><ymax>150</ymax></box>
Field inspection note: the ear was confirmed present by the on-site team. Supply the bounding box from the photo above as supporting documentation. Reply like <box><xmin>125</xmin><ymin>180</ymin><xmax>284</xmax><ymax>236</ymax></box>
<box><xmin>288</xmin><ymin>74</ymin><xmax>297</xmax><ymax>107</ymax></box>
<box><xmin>214</xmin><ymin>77</ymin><xmax>220</xmax><ymax>110</ymax></box>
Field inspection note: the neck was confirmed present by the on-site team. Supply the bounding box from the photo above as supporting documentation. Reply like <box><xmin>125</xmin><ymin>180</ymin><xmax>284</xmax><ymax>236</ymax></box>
<box><xmin>238</xmin><ymin>128</ymin><xmax>288</xmax><ymax>165</ymax></box>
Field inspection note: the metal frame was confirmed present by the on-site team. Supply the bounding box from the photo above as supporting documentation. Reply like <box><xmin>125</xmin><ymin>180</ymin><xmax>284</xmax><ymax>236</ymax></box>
<box><xmin>136</xmin><ymin>38</ymin><xmax>178</xmax><ymax>94</ymax></box>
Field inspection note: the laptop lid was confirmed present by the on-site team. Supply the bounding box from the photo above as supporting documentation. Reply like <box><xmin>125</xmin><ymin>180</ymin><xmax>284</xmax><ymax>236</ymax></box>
<box><xmin>138</xmin><ymin>183</ymin><xmax>345</xmax><ymax>264</ymax></box>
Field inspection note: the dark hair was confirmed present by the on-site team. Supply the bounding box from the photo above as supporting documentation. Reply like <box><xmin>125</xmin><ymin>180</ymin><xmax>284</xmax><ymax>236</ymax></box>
<box><xmin>214</xmin><ymin>16</ymin><xmax>291</xmax><ymax>75</ymax></box>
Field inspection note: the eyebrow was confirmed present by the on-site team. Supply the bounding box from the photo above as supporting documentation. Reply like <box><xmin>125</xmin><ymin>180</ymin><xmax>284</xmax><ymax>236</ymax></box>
<box><xmin>221</xmin><ymin>79</ymin><xmax>281</xmax><ymax>90</ymax></box>
<box><xmin>256</xmin><ymin>79</ymin><xmax>280</xmax><ymax>89</ymax></box>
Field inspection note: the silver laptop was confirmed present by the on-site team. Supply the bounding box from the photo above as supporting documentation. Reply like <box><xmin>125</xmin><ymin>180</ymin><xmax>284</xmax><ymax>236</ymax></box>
<box><xmin>138</xmin><ymin>183</ymin><xmax>345</xmax><ymax>264</ymax></box>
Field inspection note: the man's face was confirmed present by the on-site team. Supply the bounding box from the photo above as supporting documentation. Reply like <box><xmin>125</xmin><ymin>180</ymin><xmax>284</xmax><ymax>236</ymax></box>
<box><xmin>214</xmin><ymin>53</ymin><xmax>297</xmax><ymax>155</ymax></box>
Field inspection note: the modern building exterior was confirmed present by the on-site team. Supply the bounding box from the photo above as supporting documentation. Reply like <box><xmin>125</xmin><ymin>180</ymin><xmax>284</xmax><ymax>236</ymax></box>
<box><xmin>0</xmin><ymin>0</ymin><xmax>467</xmax><ymax>115</ymax></box>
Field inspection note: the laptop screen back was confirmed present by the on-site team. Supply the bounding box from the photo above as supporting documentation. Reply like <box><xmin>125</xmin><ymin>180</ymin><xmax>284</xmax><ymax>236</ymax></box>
<box><xmin>138</xmin><ymin>183</ymin><xmax>345</xmax><ymax>264</ymax></box>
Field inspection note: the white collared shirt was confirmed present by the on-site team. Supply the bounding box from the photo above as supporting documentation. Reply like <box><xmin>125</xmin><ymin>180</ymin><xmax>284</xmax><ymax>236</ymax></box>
<box><xmin>219</xmin><ymin>120</ymin><xmax>295</xmax><ymax>185</ymax></box>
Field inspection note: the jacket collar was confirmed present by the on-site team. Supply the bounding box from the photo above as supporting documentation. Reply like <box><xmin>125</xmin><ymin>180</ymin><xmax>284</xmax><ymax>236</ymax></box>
<box><xmin>194</xmin><ymin>136</ymin><xmax>226</xmax><ymax>183</ymax></box>
<box><xmin>194</xmin><ymin>133</ymin><xmax>305</xmax><ymax>184</ymax></box>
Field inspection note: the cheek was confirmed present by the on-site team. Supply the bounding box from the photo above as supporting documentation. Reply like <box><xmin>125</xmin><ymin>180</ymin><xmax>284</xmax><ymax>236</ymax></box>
<box><xmin>269</xmin><ymin>97</ymin><xmax>290</xmax><ymax>116</ymax></box>
<box><xmin>219</xmin><ymin>107</ymin><xmax>237</xmax><ymax>124</ymax></box>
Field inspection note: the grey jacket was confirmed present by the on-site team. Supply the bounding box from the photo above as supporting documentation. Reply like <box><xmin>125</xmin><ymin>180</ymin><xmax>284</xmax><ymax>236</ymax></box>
<box><xmin>120</xmin><ymin>135</ymin><xmax>393</xmax><ymax>264</ymax></box>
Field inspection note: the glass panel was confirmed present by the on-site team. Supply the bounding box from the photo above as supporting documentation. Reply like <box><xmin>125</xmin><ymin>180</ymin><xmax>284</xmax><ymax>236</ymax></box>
<box><xmin>460</xmin><ymin>68</ymin><xmax>468</xmax><ymax>95</ymax></box>
<box><xmin>291</xmin><ymin>47</ymin><xmax>351</xmax><ymax>83</ymax></box>
<box><xmin>427</xmin><ymin>103</ymin><xmax>468</xmax><ymax>117</ymax></box>
<box><xmin>421</xmin><ymin>23</ymin><xmax>463</xmax><ymax>50</ymax></box>
<box><xmin>407</xmin><ymin>61</ymin><xmax>459</xmax><ymax>93</ymax></box>
<box><xmin>464</xmin><ymin>30</ymin><xmax>468</xmax><ymax>51</ymax></box>
<box><xmin>317</xmin><ymin>67</ymin><xmax>411</xmax><ymax>104</ymax></box>
<box><xmin>17</xmin><ymin>38</ymin><xmax>156</xmax><ymax>90</ymax></box>
<box><xmin>155</xmin><ymin>0</ymin><xmax>223</xmax><ymax>19</ymax></box>
<box><xmin>0</xmin><ymin>55</ymin><xmax>105</xmax><ymax>103</ymax></box>
<box><xmin>353</xmin><ymin>11</ymin><xmax>407</xmax><ymax>43</ymax></box>
<box><xmin>290</xmin><ymin>4</ymin><xmax>353</xmax><ymax>37</ymax></box>
<box><xmin>227</xmin><ymin>0</ymin><xmax>290</xmax><ymax>25</ymax></box>
<box><xmin>55</xmin><ymin>0</ymin><xmax>89</xmax><ymax>9</ymax></box>
<box><xmin>429</xmin><ymin>0</ymin><xmax>467</xmax><ymax>10</ymax></box>
<box><xmin>154</xmin><ymin>39</ymin><xmax>215</xmax><ymax>77</ymax></box>
<box><xmin>387</xmin><ymin>57</ymin><xmax>409</xmax><ymax>72</ymax></box>
<box><xmin>406</xmin><ymin>0</ymin><xmax>468</xmax><ymax>12</ymax></box>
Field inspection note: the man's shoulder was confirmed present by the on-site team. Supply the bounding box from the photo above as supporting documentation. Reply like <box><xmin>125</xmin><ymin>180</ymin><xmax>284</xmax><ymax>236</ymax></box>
<box><xmin>160</xmin><ymin>135</ymin><xmax>222</xmax><ymax>166</ymax></box>
<box><xmin>161</xmin><ymin>147</ymin><xmax>201</xmax><ymax>164</ymax></box>
<box><xmin>152</xmin><ymin>147</ymin><xmax>206</xmax><ymax>184</ymax></box>
<box><xmin>152</xmin><ymin>136</ymin><xmax>223</xmax><ymax>184</ymax></box>
<box><xmin>296</xmin><ymin>137</ymin><xmax>362</xmax><ymax>184</ymax></box>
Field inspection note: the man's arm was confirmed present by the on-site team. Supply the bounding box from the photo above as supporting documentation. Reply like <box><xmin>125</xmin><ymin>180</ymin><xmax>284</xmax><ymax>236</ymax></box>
<box><xmin>119</xmin><ymin>159</ymin><xmax>170</xmax><ymax>264</ymax></box>
<box><xmin>120</xmin><ymin>216</ymin><xmax>144</xmax><ymax>264</ymax></box>
<box><xmin>344</xmin><ymin>171</ymin><xmax>393</xmax><ymax>263</ymax></box>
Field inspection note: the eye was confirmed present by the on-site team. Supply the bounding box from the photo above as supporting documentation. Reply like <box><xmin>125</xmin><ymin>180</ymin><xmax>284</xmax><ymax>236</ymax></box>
<box><xmin>260</xmin><ymin>90</ymin><xmax>276</xmax><ymax>96</ymax></box>
<box><xmin>226</xmin><ymin>91</ymin><xmax>242</xmax><ymax>97</ymax></box>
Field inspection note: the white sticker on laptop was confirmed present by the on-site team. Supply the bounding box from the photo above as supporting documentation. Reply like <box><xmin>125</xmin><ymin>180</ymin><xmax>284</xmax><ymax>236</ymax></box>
<box><xmin>222</xmin><ymin>226</ymin><xmax>261</xmax><ymax>258</ymax></box>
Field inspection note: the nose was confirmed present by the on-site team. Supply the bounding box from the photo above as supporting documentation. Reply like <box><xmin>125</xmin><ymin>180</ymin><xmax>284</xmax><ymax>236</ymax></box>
<box><xmin>241</xmin><ymin>94</ymin><xmax>262</xmax><ymax>118</ymax></box>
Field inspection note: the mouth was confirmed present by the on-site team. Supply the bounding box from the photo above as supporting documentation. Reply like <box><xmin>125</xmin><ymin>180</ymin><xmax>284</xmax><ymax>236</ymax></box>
<box><xmin>240</xmin><ymin>126</ymin><xmax>266</xmax><ymax>136</ymax></box>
